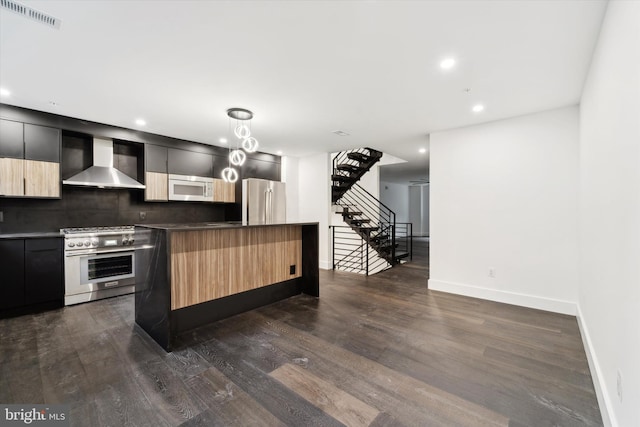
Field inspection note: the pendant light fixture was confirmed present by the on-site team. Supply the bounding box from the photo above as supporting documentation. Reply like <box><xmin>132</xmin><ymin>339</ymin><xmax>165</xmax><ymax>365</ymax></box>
<box><xmin>222</xmin><ymin>108</ymin><xmax>259</xmax><ymax>183</ymax></box>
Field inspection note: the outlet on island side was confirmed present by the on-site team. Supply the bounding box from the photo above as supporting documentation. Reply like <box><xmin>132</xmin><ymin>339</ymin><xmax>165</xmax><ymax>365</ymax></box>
<box><xmin>290</xmin><ymin>265</ymin><xmax>296</xmax><ymax>275</ymax></box>
<box><xmin>488</xmin><ymin>268</ymin><xmax>496</xmax><ymax>278</ymax></box>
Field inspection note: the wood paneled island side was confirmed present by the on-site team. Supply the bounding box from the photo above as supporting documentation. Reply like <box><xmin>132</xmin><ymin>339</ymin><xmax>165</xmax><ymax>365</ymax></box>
<box><xmin>134</xmin><ymin>222</ymin><xmax>319</xmax><ymax>351</ymax></box>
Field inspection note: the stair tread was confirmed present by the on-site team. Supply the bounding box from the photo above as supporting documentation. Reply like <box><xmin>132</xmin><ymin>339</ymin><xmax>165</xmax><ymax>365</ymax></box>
<box><xmin>331</xmin><ymin>175</ymin><xmax>356</xmax><ymax>181</ymax></box>
<box><xmin>337</xmin><ymin>164</ymin><xmax>364</xmax><ymax>172</ymax></box>
<box><xmin>347</xmin><ymin>153</ymin><xmax>373</xmax><ymax>162</ymax></box>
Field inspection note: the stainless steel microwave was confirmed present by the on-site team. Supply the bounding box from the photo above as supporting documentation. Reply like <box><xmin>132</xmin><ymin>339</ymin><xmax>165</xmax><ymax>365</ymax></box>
<box><xmin>168</xmin><ymin>174</ymin><xmax>214</xmax><ymax>202</ymax></box>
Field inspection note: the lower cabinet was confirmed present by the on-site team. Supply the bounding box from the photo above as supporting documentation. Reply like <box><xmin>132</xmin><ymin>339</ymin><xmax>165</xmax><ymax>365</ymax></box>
<box><xmin>0</xmin><ymin>237</ymin><xmax>63</xmax><ymax>316</ymax></box>
<box><xmin>0</xmin><ymin>239</ymin><xmax>25</xmax><ymax>310</ymax></box>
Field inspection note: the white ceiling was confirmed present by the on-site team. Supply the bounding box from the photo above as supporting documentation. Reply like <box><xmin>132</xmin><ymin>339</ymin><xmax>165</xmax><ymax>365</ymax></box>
<box><xmin>0</xmin><ymin>0</ymin><xmax>607</xmax><ymax>182</ymax></box>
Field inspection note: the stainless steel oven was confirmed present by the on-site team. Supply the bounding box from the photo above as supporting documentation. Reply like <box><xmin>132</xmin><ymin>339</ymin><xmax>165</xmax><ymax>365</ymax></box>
<box><xmin>62</xmin><ymin>226</ymin><xmax>142</xmax><ymax>305</ymax></box>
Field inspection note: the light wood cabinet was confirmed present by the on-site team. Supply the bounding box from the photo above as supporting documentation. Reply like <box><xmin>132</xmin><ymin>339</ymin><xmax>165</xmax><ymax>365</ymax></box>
<box><xmin>0</xmin><ymin>158</ymin><xmax>60</xmax><ymax>198</ymax></box>
<box><xmin>0</xmin><ymin>120</ymin><xmax>60</xmax><ymax>198</ymax></box>
<box><xmin>24</xmin><ymin>160</ymin><xmax>59</xmax><ymax>197</ymax></box>
<box><xmin>0</xmin><ymin>157</ymin><xmax>24</xmax><ymax>196</ymax></box>
<box><xmin>213</xmin><ymin>178</ymin><xmax>235</xmax><ymax>203</ymax></box>
<box><xmin>145</xmin><ymin>171</ymin><xmax>168</xmax><ymax>201</ymax></box>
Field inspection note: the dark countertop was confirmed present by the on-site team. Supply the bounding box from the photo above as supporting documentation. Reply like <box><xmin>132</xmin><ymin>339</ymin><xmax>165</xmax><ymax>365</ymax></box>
<box><xmin>136</xmin><ymin>221</ymin><xmax>319</xmax><ymax>232</ymax></box>
<box><xmin>0</xmin><ymin>232</ymin><xmax>63</xmax><ymax>239</ymax></box>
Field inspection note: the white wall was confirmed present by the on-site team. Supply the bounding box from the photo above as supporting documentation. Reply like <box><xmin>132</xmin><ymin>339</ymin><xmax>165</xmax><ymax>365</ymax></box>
<box><xmin>409</xmin><ymin>184</ymin><xmax>429</xmax><ymax>236</ymax></box>
<box><xmin>281</xmin><ymin>156</ymin><xmax>299</xmax><ymax>222</ymax></box>
<box><xmin>380</xmin><ymin>181</ymin><xmax>409</xmax><ymax>223</ymax></box>
<box><xmin>429</xmin><ymin>106</ymin><xmax>580</xmax><ymax>315</ymax></box>
<box><xmin>578</xmin><ymin>2</ymin><xmax>640</xmax><ymax>426</ymax></box>
<box><xmin>297</xmin><ymin>153</ymin><xmax>331</xmax><ymax>269</ymax></box>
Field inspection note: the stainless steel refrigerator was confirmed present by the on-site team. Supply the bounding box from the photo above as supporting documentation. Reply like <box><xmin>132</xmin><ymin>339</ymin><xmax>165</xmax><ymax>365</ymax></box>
<box><xmin>242</xmin><ymin>178</ymin><xmax>286</xmax><ymax>224</ymax></box>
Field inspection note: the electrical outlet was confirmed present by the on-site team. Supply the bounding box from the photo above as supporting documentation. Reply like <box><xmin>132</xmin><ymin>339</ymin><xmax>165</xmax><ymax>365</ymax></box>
<box><xmin>617</xmin><ymin>370</ymin><xmax>623</xmax><ymax>402</ymax></box>
<box><xmin>0</xmin><ymin>211</ymin><xmax>3</xmax><ymax>222</ymax></box>
<box><xmin>488</xmin><ymin>268</ymin><xmax>496</xmax><ymax>278</ymax></box>
<box><xmin>139</xmin><ymin>211</ymin><xmax>146</xmax><ymax>220</ymax></box>
<box><xmin>290</xmin><ymin>265</ymin><xmax>296</xmax><ymax>275</ymax></box>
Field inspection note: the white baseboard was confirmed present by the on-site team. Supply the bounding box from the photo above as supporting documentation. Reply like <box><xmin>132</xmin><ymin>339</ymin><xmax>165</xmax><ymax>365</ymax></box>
<box><xmin>576</xmin><ymin>305</ymin><xmax>615</xmax><ymax>427</ymax></box>
<box><xmin>319</xmin><ymin>259</ymin><xmax>331</xmax><ymax>270</ymax></box>
<box><xmin>427</xmin><ymin>279</ymin><xmax>577</xmax><ymax>315</ymax></box>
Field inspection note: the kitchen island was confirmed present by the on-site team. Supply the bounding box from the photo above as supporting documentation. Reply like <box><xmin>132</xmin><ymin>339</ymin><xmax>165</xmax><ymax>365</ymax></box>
<box><xmin>134</xmin><ymin>222</ymin><xmax>319</xmax><ymax>351</ymax></box>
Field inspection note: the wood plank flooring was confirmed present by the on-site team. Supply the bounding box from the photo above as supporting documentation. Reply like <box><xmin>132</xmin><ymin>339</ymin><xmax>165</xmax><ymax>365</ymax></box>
<box><xmin>0</xmin><ymin>239</ymin><xmax>602</xmax><ymax>426</ymax></box>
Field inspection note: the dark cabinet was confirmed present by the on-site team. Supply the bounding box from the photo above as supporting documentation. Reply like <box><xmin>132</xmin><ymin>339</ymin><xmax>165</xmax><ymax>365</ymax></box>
<box><xmin>24</xmin><ymin>124</ymin><xmax>61</xmax><ymax>162</ymax></box>
<box><xmin>241</xmin><ymin>158</ymin><xmax>281</xmax><ymax>181</ymax></box>
<box><xmin>0</xmin><ymin>120</ymin><xmax>60</xmax><ymax>162</ymax></box>
<box><xmin>25</xmin><ymin>238</ymin><xmax>63</xmax><ymax>305</ymax></box>
<box><xmin>0</xmin><ymin>239</ymin><xmax>26</xmax><ymax>310</ymax></box>
<box><xmin>168</xmin><ymin>148</ymin><xmax>213</xmax><ymax>177</ymax></box>
<box><xmin>0</xmin><ymin>119</ymin><xmax>24</xmax><ymax>159</ymax></box>
<box><xmin>145</xmin><ymin>144</ymin><xmax>168</xmax><ymax>173</ymax></box>
<box><xmin>0</xmin><ymin>237</ymin><xmax>63</xmax><ymax>316</ymax></box>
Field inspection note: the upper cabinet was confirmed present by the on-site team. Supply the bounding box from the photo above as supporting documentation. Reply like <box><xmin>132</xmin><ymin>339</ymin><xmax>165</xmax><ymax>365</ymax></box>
<box><xmin>146</xmin><ymin>144</ymin><xmax>168</xmax><ymax>173</ymax></box>
<box><xmin>144</xmin><ymin>145</ymin><xmax>222</xmax><ymax>202</ymax></box>
<box><xmin>0</xmin><ymin>119</ymin><xmax>24</xmax><ymax>158</ymax></box>
<box><xmin>0</xmin><ymin>120</ymin><xmax>61</xmax><ymax>198</ymax></box>
<box><xmin>24</xmin><ymin>124</ymin><xmax>61</xmax><ymax>162</ymax></box>
<box><xmin>168</xmin><ymin>148</ymin><xmax>213</xmax><ymax>177</ymax></box>
<box><xmin>213</xmin><ymin>178</ymin><xmax>235</xmax><ymax>203</ymax></box>
<box><xmin>144</xmin><ymin>144</ymin><xmax>168</xmax><ymax>201</ymax></box>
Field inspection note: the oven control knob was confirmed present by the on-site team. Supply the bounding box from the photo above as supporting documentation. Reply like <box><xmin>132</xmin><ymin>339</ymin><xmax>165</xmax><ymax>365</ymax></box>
<box><xmin>129</xmin><ymin>238</ymin><xmax>135</xmax><ymax>245</ymax></box>
<box><xmin>68</xmin><ymin>242</ymin><xmax>75</xmax><ymax>247</ymax></box>
<box><xmin>84</xmin><ymin>240</ymin><xmax>91</xmax><ymax>247</ymax></box>
<box><xmin>91</xmin><ymin>239</ymin><xmax>99</xmax><ymax>246</ymax></box>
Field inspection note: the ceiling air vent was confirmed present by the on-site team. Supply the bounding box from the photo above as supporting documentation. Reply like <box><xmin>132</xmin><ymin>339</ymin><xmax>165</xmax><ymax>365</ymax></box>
<box><xmin>332</xmin><ymin>130</ymin><xmax>350</xmax><ymax>137</ymax></box>
<box><xmin>1</xmin><ymin>0</ymin><xmax>61</xmax><ymax>29</ymax></box>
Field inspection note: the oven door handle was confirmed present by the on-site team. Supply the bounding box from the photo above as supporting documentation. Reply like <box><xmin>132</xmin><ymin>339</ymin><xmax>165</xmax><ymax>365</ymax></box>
<box><xmin>65</xmin><ymin>246</ymin><xmax>146</xmax><ymax>257</ymax></box>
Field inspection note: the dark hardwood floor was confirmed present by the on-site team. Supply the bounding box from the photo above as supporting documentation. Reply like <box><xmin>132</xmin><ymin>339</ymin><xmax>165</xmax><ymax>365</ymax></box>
<box><xmin>0</xmin><ymin>238</ymin><xmax>602</xmax><ymax>426</ymax></box>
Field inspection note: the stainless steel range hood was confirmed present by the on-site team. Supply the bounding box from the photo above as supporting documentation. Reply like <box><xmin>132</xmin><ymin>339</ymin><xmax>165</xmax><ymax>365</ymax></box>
<box><xmin>63</xmin><ymin>138</ymin><xmax>145</xmax><ymax>189</ymax></box>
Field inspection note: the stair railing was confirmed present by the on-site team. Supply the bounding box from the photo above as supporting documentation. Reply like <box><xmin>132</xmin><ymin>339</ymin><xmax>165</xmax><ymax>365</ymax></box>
<box><xmin>335</xmin><ymin>183</ymin><xmax>398</xmax><ymax>268</ymax></box>
<box><xmin>330</xmin><ymin>225</ymin><xmax>395</xmax><ymax>275</ymax></box>
<box><xmin>331</xmin><ymin>147</ymin><xmax>412</xmax><ymax>273</ymax></box>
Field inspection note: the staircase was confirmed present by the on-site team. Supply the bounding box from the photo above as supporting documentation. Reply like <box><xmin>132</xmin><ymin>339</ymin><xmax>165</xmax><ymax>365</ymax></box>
<box><xmin>331</xmin><ymin>148</ymin><xmax>411</xmax><ymax>275</ymax></box>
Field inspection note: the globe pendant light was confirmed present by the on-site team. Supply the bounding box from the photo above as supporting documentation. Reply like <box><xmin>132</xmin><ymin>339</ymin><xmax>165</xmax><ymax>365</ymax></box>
<box><xmin>229</xmin><ymin>148</ymin><xmax>246</xmax><ymax>166</ymax></box>
<box><xmin>234</xmin><ymin>123</ymin><xmax>251</xmax><ymax>139</ymax></box>
<box><xmin>221</xmin><ymin>167</ymin><xmax>238</xmax><ymax>183</ymax></box>
<box><xmin>222</xmin><ymin>108</ymin><xmax>260</xmax><ymax>183</ymax></box>
<box><xmin>242</xmin><ymin>136</ymin><xmax>259</xmax><ymax>153</ymax></box>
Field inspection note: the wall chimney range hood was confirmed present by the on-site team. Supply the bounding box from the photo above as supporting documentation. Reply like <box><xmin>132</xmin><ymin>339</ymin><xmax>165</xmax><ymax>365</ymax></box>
<box><xmin>63</xmin><ymin>138</ymin><xmax>145</xmax><ymax>189</ymax></box>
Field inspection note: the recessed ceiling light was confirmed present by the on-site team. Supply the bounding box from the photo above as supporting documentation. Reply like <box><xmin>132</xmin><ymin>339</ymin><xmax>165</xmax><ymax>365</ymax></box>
<box><xmin>472</xmin><ymin>104</ymin><xmax>485</xmax><ymax>113</ymax></box>
<box><xmin>419</xmin><ymin>148</ymin><xmax>427</xmax><ymax>154</ymax></box>
<box><xmin>0</xmin><ymin>87</ymin><xmax>10</xmax><ymax>97</ymax></box>
<box><xmin>276</xmin><ymin>150</ymin><xmax>283</xmax><ymax>155</ymax></box>
<box><xmin>135</xmin><ymin>118</ymin><xmax>146</xmax><ymax>126</ymax></box>
<box><xmin>219</xmin><ymin>138</ymin><xmax>227</xmax><ymax>144</ymax></box>
<box><xmin>440</xmin><ymin>57</ymin><xmax>456</xmax><ymax>70</ymax></box>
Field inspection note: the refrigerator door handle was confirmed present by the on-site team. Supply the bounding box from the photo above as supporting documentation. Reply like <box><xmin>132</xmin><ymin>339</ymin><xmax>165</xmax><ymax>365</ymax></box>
<box><xmin>265</xmin><ymin>188</ymin><xmax>272</xmax><ymax>223</ymax></box>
